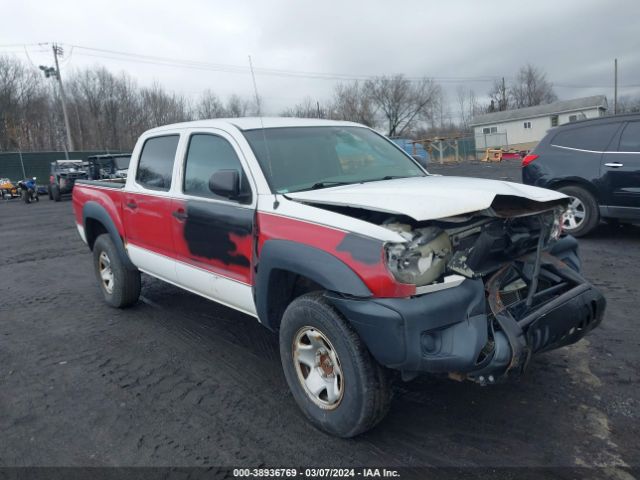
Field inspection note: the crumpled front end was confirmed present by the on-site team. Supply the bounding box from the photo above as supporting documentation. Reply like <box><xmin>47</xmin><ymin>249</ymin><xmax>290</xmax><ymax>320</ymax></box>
<box><xmin>468</xmin><ymin>239</ymin><xmax>605</xmax><ymax>383</ymax></box>
<box><xmin>321</xmin><ymin>185</ymin><xmax>605</xmax><ymax>384</ymax></box>
<box><xmin>330</xmin><ymin>236</ymin><xmax>605</xmax><ymax>383</ymax></box>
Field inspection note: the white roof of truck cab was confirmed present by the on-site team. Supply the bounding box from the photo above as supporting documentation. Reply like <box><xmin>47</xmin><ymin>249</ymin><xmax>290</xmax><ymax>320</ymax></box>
<box><xmin>145</xmin><ymin>117</ymin><xmax>362</xmax><ymax>134</ymax></box>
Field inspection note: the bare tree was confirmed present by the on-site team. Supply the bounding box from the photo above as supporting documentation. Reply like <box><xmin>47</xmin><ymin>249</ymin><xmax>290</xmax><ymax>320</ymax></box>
<box><xmin>140</xmin><ymin>82</ymin><xmax>191</xmax><ymax>128</ymax></box>
<box><xmin>488</xmin><ymin>78</ymin><xmax>509</xmax><ymax>111</ymax></box>
<box><xmin>509</xmin><ymin>64</ymin><xmax>557</xmax><ymax>108</ymax></box>
<box><xmin>330</xmin><ymin>81</ymin><xmax>376</xmax><ymax>126</ymax></box>
<box><xmin>280</xmin><ymin>96</ymin><xmax>327</xmax><ymax>118</ymax></box>
<box><xmin>615</xmin><ymin>95</ymin><xmax>640</xmax><ymax>113</ymax></box>
<box><xmin>0</xmin><ymin>56</ymin><xmax>49</xmax><ymax>151</ymax></box>
<box><xmin>365</xmin><ymin>75</ymin><xmax>440</xmax><ymax>137</ymax></box>
<box><xmin>456</xmin><ymin>86</ymin><xmax>482</xmax><ymax>131</ymax></box>
<box><xmin>195</xmin><ymin>89</ymin><xmax>227</xmax><ymax>119</ymax></box>
<box><xmin>226</xmin><ymin>94</ymin><xmax>251</xmax><ymax>117</ymax></box>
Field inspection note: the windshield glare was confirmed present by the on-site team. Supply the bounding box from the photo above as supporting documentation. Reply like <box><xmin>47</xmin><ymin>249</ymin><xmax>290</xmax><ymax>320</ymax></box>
<box><xmin>243</xmin><ymin>126</ymin><xmax>425</xmax><ymax>193</ymax></box>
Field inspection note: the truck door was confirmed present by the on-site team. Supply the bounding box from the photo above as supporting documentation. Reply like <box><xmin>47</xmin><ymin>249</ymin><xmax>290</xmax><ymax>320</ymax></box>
<box><xmin>123</xmin><ymin>134</ymin><xmax>180</xmax><ymax>282</ymax></box>
<box><xmin>601</xmin><ymin>121</ymin><xmax>640</xmax><ymax>214</ymax></box>
<box><xmin>170</xmin><ymin>131</ymin><xmax>256</xmax><ymax>316</ymax></box>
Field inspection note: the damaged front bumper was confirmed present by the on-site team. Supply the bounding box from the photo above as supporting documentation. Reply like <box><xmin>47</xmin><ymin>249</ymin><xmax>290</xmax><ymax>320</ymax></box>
<box><xmin>328</xmin><ymin>236</ymin><xmax>605</xmax><ymax>383</ymax></box>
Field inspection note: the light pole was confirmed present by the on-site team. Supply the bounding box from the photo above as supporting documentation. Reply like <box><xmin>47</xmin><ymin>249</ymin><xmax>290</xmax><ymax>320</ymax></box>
<box><xmin>39</xmin><ymin>43</ymin><xmax>74</xmax><ymax>152</ymax></box>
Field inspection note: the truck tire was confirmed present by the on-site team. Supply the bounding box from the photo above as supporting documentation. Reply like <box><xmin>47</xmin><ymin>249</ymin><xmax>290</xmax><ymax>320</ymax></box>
<box><xmin>51</xmin><ymin>184</ymin><xmax>61</xmax><ymax>202</ymax></box>
<box><xmin>558</xmin><ymin>185</ymin><xmax>599</xmax><ymax>237</ymax></box>
<box><xmin>48</xmin><ymin>185</ymin><xmax>53</xmax><ymax>200</ymax></box>
<box><xmin>92</xmin><ymin>234</ymin><xmax>141</xmax><ymax>308</ymax></box>
<box><xmin>279</xmin><ymin>292</ymin><xmax>391</xmax><ymax>437</ymax></box>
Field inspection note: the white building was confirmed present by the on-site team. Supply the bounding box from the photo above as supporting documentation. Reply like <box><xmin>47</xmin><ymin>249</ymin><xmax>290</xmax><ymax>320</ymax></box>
<box><xmin>470</xmin><ymin>95</ymin><xmax>608</xmax><ymax>151</ymax></box>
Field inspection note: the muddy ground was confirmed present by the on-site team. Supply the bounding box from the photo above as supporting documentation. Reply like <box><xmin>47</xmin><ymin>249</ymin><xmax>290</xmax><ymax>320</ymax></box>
<box><xmin>0</xmin><ymin>160</ymin><xmax>638</xmax><ymax>476</ymax></box>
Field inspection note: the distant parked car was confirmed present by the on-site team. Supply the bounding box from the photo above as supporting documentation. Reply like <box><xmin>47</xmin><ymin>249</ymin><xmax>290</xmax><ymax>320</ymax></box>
<box><xmin>49</xmin><ymin>160</ymin><xmax>88</xmax><ymax>201</ymax></box>
<box><xmin>522</xmin><ymin>113</ymin><xmax>640</xmax><ymax>236</ymax></box>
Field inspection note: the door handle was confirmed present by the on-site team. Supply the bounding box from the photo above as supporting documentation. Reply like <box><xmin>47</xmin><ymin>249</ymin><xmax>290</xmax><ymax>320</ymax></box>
<box><xmin>125</xmin><ymin>201</ymin><xmax>138</xmax><ymax>209</ymax></box>
<box><xmin>604</xmin><ymin>162</ymin><xmax>624</xmax><ymax>168</ymax></box>
<box><xmin>172</xmin><ymin>209</ymin><xmax>188</xmax><ymax>221</ymax></box>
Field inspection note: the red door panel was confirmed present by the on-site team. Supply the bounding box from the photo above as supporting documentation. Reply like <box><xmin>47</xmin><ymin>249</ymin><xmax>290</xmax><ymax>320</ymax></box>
<box><xmin>122</xmin><ymin>192</ymin><xmax>176</xmax><ymax>258</ymax></box>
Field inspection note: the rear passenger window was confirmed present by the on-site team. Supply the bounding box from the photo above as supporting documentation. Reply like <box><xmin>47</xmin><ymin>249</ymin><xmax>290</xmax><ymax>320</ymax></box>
<box><xmin>618</xmin><ymin>122</ymin><xmax>640</xmax><ymax>152</ymax></box>
<box><xmin>183</xmin><ymin>134</ymin><xmax>251</xmax><ymax>202</ymax></box>
<box><xmin>136</xmin><ymin>135</ymin><xmax>179</xmax><ymax>191</ymax></box>
<box><xmin>552</xmin><ymin>123</ymin><xmax>620</xmax><ymax>152</ymax></box>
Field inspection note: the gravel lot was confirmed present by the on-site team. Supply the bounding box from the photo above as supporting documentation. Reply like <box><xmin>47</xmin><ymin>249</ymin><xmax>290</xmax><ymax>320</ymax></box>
<box><xmin>1</xmin><ymin>160</ymin><xmax>638</xmax><ymax>474</ymax></box>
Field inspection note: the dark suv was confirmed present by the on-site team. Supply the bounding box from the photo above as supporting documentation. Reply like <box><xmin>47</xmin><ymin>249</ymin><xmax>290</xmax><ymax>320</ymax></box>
<box><xmin>522</xmin><ymin>113</ymin><xmax>640</xmax><ymax>236</ymax></box>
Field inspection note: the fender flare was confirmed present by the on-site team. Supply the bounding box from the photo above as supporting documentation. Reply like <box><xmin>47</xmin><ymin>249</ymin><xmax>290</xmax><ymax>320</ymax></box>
<box><xmin>255</xmin><ymin>239</ymin><xmax>372</xmax><ymax>329</ymax></box>
<box><xmin>83</xmin><ymin>201</ymin><xmax>136</xmax><ymax>270</ymax></box>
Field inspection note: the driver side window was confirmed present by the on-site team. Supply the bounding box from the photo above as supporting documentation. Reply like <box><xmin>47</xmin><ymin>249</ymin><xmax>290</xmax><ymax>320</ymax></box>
<box><xmin>183</xmin><ymin>134</ymin><xmax>251</xmax><ymax>203</ymax></box>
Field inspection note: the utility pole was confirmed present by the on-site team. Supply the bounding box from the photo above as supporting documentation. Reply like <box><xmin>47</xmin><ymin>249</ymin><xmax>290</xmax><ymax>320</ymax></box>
<box><xmin>614</xmin><ymin>58</ymin><xmax>618</xmax><ymax>115</ymax></box>
<box><xmin>52</xmin><ymin>44</ymin><xmax>74</xmax><ymax>151</ymax></box>
<box><xmin>40</xmin><ymin>44</ymin><xmax>74</xmax><ymax>151</ymax></box>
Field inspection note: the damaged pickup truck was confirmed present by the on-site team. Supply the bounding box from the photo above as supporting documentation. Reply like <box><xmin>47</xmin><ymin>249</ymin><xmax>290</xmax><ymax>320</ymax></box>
<box><xmin>72</xmin><ymin>118</ymin><xmax>605</xmax><ymax>437</ymax></box>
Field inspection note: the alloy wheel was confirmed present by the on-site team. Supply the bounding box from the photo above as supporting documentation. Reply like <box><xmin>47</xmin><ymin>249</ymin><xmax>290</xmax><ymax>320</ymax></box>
<box><xmin>563</xmin><ymin>196</ymin><xmax>586</xmax><ymax>231</ymax></box>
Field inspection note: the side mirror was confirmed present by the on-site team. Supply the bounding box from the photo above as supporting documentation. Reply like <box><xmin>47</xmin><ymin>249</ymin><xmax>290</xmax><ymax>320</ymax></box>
<box><xmin>209</xmin><ymin>169</ymin><xmax>240</xmax><ymax>199</ymax></box>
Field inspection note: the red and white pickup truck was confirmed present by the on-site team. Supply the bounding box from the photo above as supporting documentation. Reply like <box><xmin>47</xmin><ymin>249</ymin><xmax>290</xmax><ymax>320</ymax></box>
<box><xmin>73</xmin><ymin>118</ymin><xmax>605</xmax><ymax>437</ymax></box>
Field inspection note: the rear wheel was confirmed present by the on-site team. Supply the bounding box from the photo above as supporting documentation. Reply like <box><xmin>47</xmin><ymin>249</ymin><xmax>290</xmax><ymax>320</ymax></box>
<box><xmin>279</xmin><ymin>292</ymin><xmax>391</xmax><ymax>437</ymax></box>
<box><xmin>22</xmin><ymin>189</ymin><xmax>30</xmax><ymax>204</ymax></box>
<box><xmin>51</xmin><ymin>184</ymin><xmax>61</xmax><ymax>202</ymax></box>
<box><xmin>558</xmin><ymin>185</ymin><xmax>599</xmax><ymax>237</ymax></box>
<box><xmin>48</xmin><ymin>185</ymin><xmax>53</xmax><ymax>200</ymax></box>
<box><xmin>92</xmin><ymin>234</ymin><xmax>141</xmax><ymax>308</ymax></box>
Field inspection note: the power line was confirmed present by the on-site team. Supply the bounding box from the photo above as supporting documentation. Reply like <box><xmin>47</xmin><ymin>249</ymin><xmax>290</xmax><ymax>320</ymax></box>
<box><xmin>3</xmin><ymin>42</ymin><xmax>640</xmax><ymax>89</ymax></box>
<box><xmin>0</xmin><ymin>43</ymin><xmax>43</xmax><ymax>48</ymax></box>
<box><xmin>69</xmin><ymin>44</ymin><xmax>502</xmax><ymax>83</ymax></box>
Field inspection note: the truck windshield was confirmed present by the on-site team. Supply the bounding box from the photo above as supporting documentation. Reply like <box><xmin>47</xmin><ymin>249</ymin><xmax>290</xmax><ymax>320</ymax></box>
<box><xmin>243</xmin><ymin>126</ymin><xmax>425</xmax><ymax>193</ymax></box>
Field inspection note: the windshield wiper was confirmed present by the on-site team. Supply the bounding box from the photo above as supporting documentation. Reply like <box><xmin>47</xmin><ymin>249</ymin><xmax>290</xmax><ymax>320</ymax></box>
<box><xmin>306</xmin><ymin>181</ymin><xmax>353</xmax><ymax>191</ymax></box>
<box><xmin>361</xmin><ymin>175</ymin><xmax>408</xmax><ymax>183</ymax></box>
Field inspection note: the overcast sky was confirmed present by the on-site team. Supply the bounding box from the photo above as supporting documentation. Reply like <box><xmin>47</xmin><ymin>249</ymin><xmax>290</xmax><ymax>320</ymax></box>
<box><xmin>2</xmin><ymin>0</ymin><xmax>639</xmax><ymax>117</ymax></box>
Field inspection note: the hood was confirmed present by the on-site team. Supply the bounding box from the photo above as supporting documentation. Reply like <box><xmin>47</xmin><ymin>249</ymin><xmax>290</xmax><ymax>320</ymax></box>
<box><xmin>286</xmin><ymin>176</ymin><xmax>567</xmax><ymax>221</ymax></box>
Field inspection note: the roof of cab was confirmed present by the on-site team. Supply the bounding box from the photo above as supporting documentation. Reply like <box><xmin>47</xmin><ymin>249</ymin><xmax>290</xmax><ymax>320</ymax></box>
<box><xmin>144</xmin><ymin>117</ymin><xmax>362</xmax><ymax>134</ymax></box>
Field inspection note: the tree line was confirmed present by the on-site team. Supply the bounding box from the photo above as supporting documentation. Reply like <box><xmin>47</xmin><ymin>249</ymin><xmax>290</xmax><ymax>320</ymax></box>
<box><xmin>4</xmin><ymin>55</ymin><xmax>621</xmax><ymax>153</ymax></box>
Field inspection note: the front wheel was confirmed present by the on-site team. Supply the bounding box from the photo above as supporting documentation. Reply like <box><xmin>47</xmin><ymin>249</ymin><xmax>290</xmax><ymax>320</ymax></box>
<box><xmin>279</xmin><ymin>292</ymin><xmax>391</xmax><ymax>437</ymax></box>
<box><xmin>558</xmin><ymin>185</ymin><xmax>599</xmax><ymax>237</ymax></box>
<box><xmin>92</xmin><ymin>234</ymin><xmax>141</xmax><ymax>308</ymax></box>
<box><xmin>22</xmin><ymin>190</ymin><xmax>31</xmax><ymax>204</ymax></box>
